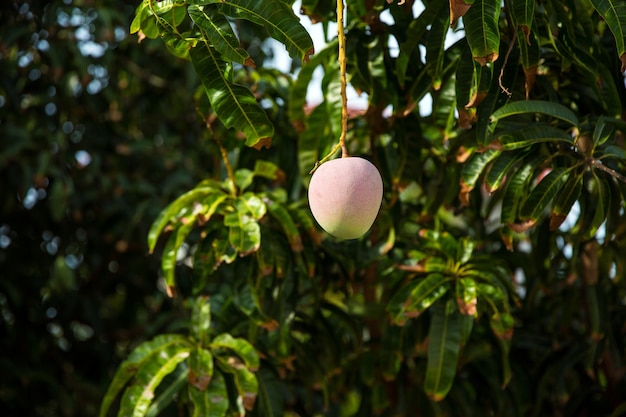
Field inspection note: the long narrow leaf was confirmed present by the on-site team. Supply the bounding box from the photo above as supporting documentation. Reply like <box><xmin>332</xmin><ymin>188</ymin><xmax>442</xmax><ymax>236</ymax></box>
<box><xmin>211</xmin><ymin>333</ymin><xmax>260</xmax><ymax>371</ymax></box>
<box><xmin>119</xmin><ymin>344</ymin><xmax>191</xmax><ymax>417</ymax></box>
<box><xmin>190</xmin><ymin>42</ymin><xmax>274</xmax><ymax>149</ymax></box>
<box><xmin>463</xmin><ymin>0</ymin><xmax>501</xmax><ymax>65</ymax></box>
<box><xmin>520</xmin><ymin>168</ymin><xmax>569</xmax><ymax>221</ymax></box>
<box><xmin>188</xmin><ymin>4</ymin><xmax>253</xmax><ymax>66</ymax></box>
<box><xmin>490</xmin><ymin>100</ymin><xmax>579</xmax><ymax>126</ymax></box>
<box><xmin>426</xmin><ymin>2</ymin><xmax>450</xmax><ymax>90</ymax></box>
<box><xmin>189</xmin><ymin>370</ymin><xmax>229</xmax><ymax>417</ymax></box>
<box><xmin>148</xmin><ymin>187</ymin><xmax>215</xmax><ymax>253</ymax></box>
<box><xmin>550</xmin><ymin>171</ymin><xmax>583</xmax><ymax>230</ymax></box>
<box><xmin>389</xmin><ymin>273</ymin><xmax>451</xmax><ymax>325</ymax></box>
<box><xmin>100</xmin><ymin>335</ymin><xmax>189</xmax><ymax>417</ymax></box>
<box><xmin>496</xmin><ymin>125</ymin><xmax>574</xmax><ymax>150</ymax></box>
<box><xmin>424</xmin><ymin>301</ymin><xmax>462</xmax><ymax>401</ymax></box>
<box><xmin>589</xmin><ymin>0</ymin><xmax>626</xmax><ymax>70</ymax></box>
<box><xmin>145</xmin><ymin>365</ymin><xmax>189</xmax><ymax>417</ymax></box>
<box><xmin>202</xmin><ymin>0</ymin><xmax>314</xmax><ymax>62</ymax></box>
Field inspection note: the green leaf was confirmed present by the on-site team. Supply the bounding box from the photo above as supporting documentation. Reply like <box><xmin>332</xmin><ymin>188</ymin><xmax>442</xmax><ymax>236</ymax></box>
<box><xmin>256</xmin><ymin>368</ymin><xmax>285</xmax><ymax>417</ymax></box>
<box><xmin>119</xmin><ymin>344</ymin><xmax>191</xmax><ymax>417</ymax></box>
<box><xmin>520</xmin><ymin>168</ymin><xmax>569</xmax><ymax>221</ymax></box>
<box><xmin>216</xmin><ymin>356</ymin><xmax>259</xmax><ymax>411</ymax></box>
<box><xmin>236</xmin><ymin>192</ymin><xmax>267</xmax><ymax>220</ymax></box>
<box><xmin>389</xmin><ymin>273</ymin><xmax>451</xmax><ymax>325</ymax></box>
<box><xmin>189</xmin><ymin>369</ymin><xmax>229</xmax><ymax>417</ymax></box>
<box><xmin>288</xmin><ymin>40</ymin><xmax>337</xmax><ymax>129</ymax></box>
<box><xmin>145</xmin><ymin>364</ymin><xmax>189</xmax><ymax>417</ymax></box>
<box><xmin>267</xmin><ymin>201</ymin><xmax>303</xmax><ymax>252</ymax></box>
<box><xmin>510</xmin><ymin>0</ymin><xmax>534</xmax><ymax>37</ymax></box>
<box><xmin>100</xmin><ymin>335</ymin><xmax>189</xmax><ymax>417</ymax></box>
<box><xmin>593</xmin><ymin>116</ymin><xmax>615</xmax><ymax>147</ymax></box>
<box><xmin>496</xmin><ymin>125</ymin><xmax>574</xmax><ymax>150</ymax></box>
<box><xmin>490</xmin><ymin>100</ymin><xmax>579</xmax><ymax>127</ymax></box>
<box><xmin>130</xmin><ymin>2</ymin><xmax>147</xmax><ymax>34</ymax></box>
<box><xmin>188</xmin><ymin>347</ymin><xmax>214</xmax><ymax>391</ymax></box>
<box><xmin>426</xmin><ymin>2</ymin><xmax>450</xmax><ymax>90</ymax></box>
<box><xmin>211</xmin><ymin>333</ymin><xmax>260</xmax><ymax>371</ymax></box>
<box><xmin>550</xmin><ymin>171</ymin><xmax>583</xmax><ymax>230</ymax></box>
<box><xmin>463</xmin><ymin>0</ymin><xmax>501</xmax><ymax>65</ymax></box>
<box><xmin>161</xmin><ymin>219</ymin><xmax>196</xmax><ymax>297</ymax></box>
<box><xmin>191</xmin><ymin>296</ymin><xmax>211</xmax><ymax>346</ymax></box>
<box><xmin>589</xmin><ymin>0</ymin><xmax>626</xmax><ymax>70</ymax></box>
<box><xmin>224</xmin><ymin>210</ymin><xmax>261</xmax><ymax>255</ymax></box>
<box><xmin>488</xmin><ymin>310</ymin><xmax>514</xmax><ymax>386</ymax></box>
<box><xmin>188</xmin><ymin>5</ymin><xmax>253</xmax><ymax>66</ymax></box>
<box><xmin>583</xmin><ymin>176</ymin><xmax>609</xmax><ymax>240</ymax></box>
<box><xmin>485</xmin><ymin>151</ymin><xmax>527</xmax><ymax>192</ymax></box>
<box><xmin>190</xmin><ymin>42</ymin><xmax>274</xmax><ymax>149</ymax></box>
<box><xmin>203</xmin><ymin>0</ymin><xmax>314</xmax><ymax>62</ymax></box>
<box><xmin>148</xmin><ymin>187</ymin><xmax>216</xmax><ymax>253</ymax></box>
<box><xmin>424</xmin><ymin>300</ymin><xmax>462</xmax><ymax>401</ymax></box>
<box><xmin>500</xmin><ymin>157</ymin><xmax>542</xmax><ymax>224</ymax></box>
<box><xmin>456</xmin><ymin>277</ymin><xmax>478</xmax><ymax>316</ymax></box>
<box><xmin>253</xmin><ymin>160</ymin><xmax>283</xmax><ymax>181</ymax></box>
<box><xmin>460</xmin><ymin>149</ymin><xmax>501</xmax><ymax>191</ymax></box>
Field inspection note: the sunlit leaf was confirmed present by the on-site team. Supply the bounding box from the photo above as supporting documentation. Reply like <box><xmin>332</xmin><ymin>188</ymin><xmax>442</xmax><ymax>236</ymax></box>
<box><xmin>191</xmin><ymin>296</ymin><xmax>211</xmax><ymax>346</ymax></box>
<box><xmin>119</xmin><ymin>344</ymin><xmax>191</xmax><ymax>417</ymax></box>
<box><xmin>223</xmin><ymin>210</ymin><xmax>261</xmax><ymax>256</ymax></box>
<box><xmin>456</xmin><ymin>277</ymin><xmax>478</xmax><ymax>316</ymax></box>
<box><xmin>211</xmin><ymin>333</ymin><xmax>260</xmax><ymax>371</ymax></box>
<box><xmin>145</xmin><ymin>365</ymin><xmax>189</xmax><ymax>417</ymax></box>
<box><xmin>189</xmin><ymin>369</ymin><xmax>229</xmax><ymax>417</ymax></box>
<box><xmin>216</xmin><ymin>355</ymin><xmax>259</xmax><ymax>411</ymax></box>
<box><xmin>100</xmin><ymin>335</ymin><xmax>190</xmax><ymax>417</ymax></box>
<box><xmin>161</xmin><ymin>220</ymin><xmax>195</xmax><ymax>297</ymax></box>
<box><xmin>188</xmin><ymin>347</ymin><xmax>214</xmax><ymax>392</ymax></box>
<box><xmin>148</xmin><ymin>187</ymin><xmax>216</xmax><ymax>253</ymax></box>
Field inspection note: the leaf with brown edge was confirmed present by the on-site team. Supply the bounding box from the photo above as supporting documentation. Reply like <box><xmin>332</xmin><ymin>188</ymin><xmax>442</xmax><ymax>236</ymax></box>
<box><xmin>252</xmin><ymin>137</ymin><xmax>272</xmax><ymax>150</ymax></box>
<box><xmin>449</xmin><ymin>0</ymin><xmax>472</xmax><ymax>28</ymax></box>
<box><xmin>508</xmin><ymin>219</ymin><xmax>536</xmax><ymax>233</ymax></box>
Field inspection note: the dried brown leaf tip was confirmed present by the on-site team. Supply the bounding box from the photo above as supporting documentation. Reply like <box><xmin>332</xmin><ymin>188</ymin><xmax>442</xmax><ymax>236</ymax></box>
<box><xmin>449</xmin><ymin>0</ymin><xmax>471</xmax><ymax>27</ymax></box>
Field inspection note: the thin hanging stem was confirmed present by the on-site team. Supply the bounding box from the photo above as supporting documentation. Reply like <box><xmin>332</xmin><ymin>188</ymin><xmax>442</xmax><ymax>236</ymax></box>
<box><xmin>310</xmin><ymin>0</ymin><xmax>349</xmax><ymax>173</ymax></box>
<box><xmin>337</xmin><ymin>0</ymin><xmax>348</xmax><ymax>158</ymax></box>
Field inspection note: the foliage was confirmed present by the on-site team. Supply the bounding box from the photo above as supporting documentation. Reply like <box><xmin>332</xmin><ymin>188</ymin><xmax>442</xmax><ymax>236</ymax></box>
<box><xmin>2</xmin><ymin>0</ymin><xmax>626</xmax><ymax>416</ymax></box>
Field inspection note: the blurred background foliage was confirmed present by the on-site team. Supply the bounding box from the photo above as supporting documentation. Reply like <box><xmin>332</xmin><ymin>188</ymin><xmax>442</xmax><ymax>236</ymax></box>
<box><xmin>2</xmin><ymin>0</ymin><xmax>626</xmax><ymax>416</ymax></box>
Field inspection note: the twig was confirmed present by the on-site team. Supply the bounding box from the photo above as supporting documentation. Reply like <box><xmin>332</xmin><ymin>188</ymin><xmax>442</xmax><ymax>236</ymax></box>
<box><xmin>588</xmin><ymin>157</ymin><xmax>626</xmax><ymax>184</ymax></box>
<box><xmin>498</xmin><ymin>31</ymin><xmax>517</xmax><ymax>98</ymax></box>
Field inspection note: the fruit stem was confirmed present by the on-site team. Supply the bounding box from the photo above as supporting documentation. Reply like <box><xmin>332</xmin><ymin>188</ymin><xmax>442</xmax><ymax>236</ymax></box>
<box><xmin>337</xmin><ymin>0</ymin><xmax>348</xmax><ymax>158</ymax></box>
<box><xmin>309</xmin><ymin>0</ymin><xmax>349</xmax><ymax>173</ymax></box>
